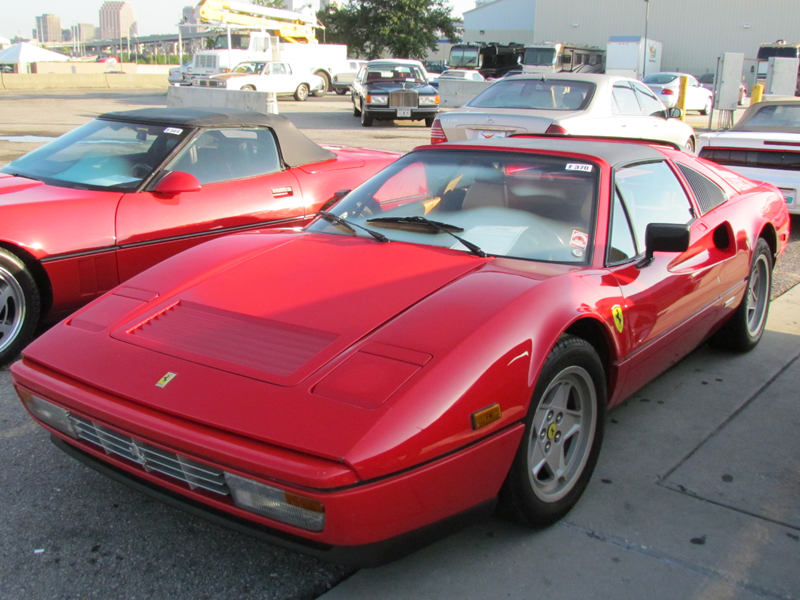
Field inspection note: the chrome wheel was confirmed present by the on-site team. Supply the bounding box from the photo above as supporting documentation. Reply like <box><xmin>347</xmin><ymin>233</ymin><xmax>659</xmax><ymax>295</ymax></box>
<box><xmin>0</xmin><ymin>265</ymin><xmax>26</xmax><ymax>355</ymax></box>
<box><xmin>746</xmin><ymin>252</ymin><xmax>770</xmax><ymax>337</ymax></box>
<box><xmin>528</xmin><ymin>365</ymin><xmax>597</xmax><ymax>502</ymax></box>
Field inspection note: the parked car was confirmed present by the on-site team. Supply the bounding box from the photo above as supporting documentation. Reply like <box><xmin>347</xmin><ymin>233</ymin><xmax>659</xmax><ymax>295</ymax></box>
<box><xmin>697</xmin><ymin>72</ymin><xmax>747</xmax><ymax>106</ymax></box>
<box><xmin>643</xmin><ymin>72</ymin><xmax>714</xmax><ymax>114</ymax></box>
<box><xmin>192</xmin><ymin>61</ymin><xmax>325</xmax><ymax>101</ymax></box>
<box><xmin>351</xmin><ymin>58</ymin><xmax>440</xmax><ymax>127</ymax></box>
<box><xmin>332</xmin><ymin>59</ymin><xmax>367</xmax><ymax>95</ymax></box>
<box><xmin>439</xmin><ymin>69</ymin><xmax>485</xmax><ymax>81</ymax></box>
<box><xmin>12</xmin><ymin>135</ymin><xmax>789</xmax><ymax>566</ymax></box>
<box><xmin>168</xmin><ymin>60</ymin><xmax>193</xmax><ymax>86</ymax></box>
<box><xmin>698</xmin><ymin>98</ymin><xmax>800</xmax><ymax>213</ymax></box>
<box><xmin>431</xmin><ymin>73</ymin><xmax>697</xmax><ymax>151</ymax></box>
<box><xmin>0</xmin><ymin>107</ymin><xmax>401</xmax><ymax>365</ymax></box>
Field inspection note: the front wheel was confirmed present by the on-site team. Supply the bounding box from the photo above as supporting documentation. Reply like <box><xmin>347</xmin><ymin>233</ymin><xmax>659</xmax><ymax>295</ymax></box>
<box><xmin>0</xmin><ymin>249</ymin><xmax>41</xmax><ymax>366</ymax></box>
<box><xmin>500</xmin><ymin>335</ymin><xmax>606</xmax><ymax>527</ymax></box>
<box><xmin>360</xmin><ymin>102</ymin><xmax>373</xmax><ymax>127</ymax></box>
<box><xmin>294</xmin><ymin>83</ymin><xmax>310</xmax><ymax>102</ymax></box>
<box><xmin>710</xmin><ymin>238</ymin><xmax>772</xmax><ymax>352</ymax></box>
<box><xmin>240</xmin><ymin>85</ymin><xmax>256</xmax><ymax>91</ymax></box>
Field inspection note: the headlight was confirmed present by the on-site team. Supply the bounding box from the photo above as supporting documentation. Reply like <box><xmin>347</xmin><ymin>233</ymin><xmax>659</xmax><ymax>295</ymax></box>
<box><xmin>367</xmin><ymin>94</ymin><xmax>388</xmax><ymax>105</ymax></box>
<box><xmin>224</xmin><ymin>472</ymin><xmax>325</xmax><ymax>532</ymax></box>
<box><xmin>419</xmin><ymin>95</ymin><xmax>440</xmax><ymax>106</ymax></box>
<box><xmin>16</xmin><ymin>389</ymin><xmax>79</xmax><ymax>438</ymax></box>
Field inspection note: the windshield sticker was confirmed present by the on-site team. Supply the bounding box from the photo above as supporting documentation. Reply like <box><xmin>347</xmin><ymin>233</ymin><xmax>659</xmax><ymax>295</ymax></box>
<box><xmin>566</xmin><ymin>163</ymin><xmax>593</xmax><ymax>172</ymax></box>
<box><xmin>451</xmin><ymin>226</ymin><xmax>528</xmax><ymax>255</ymax></box>
<box><xmin>570</xmin><ymin>230</ymin><xmax>589</xmax><ymax>249</ymax></box>
<box><xmin>164</xmin><ymin>127</ymin><xmax>183</xmax><ymax>135</ymax></box>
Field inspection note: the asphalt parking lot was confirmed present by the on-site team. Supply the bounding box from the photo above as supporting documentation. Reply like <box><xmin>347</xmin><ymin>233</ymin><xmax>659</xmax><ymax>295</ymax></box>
<box><xmin>1</xmin><ymin>89</ymin><xmax>798</xmax><ymax>600</ymax></box>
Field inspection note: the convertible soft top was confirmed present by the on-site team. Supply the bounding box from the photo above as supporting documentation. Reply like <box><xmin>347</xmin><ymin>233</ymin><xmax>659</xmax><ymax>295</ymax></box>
<box><xmin>98</xmin><ymin>107</ymin><xmax>337</xmax><ymax>167</ymax></box>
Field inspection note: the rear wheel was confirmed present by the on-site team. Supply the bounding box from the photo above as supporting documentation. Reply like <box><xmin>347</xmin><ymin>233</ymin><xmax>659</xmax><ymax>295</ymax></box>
<box><xmin>240</xmin><ymin>85</ymin><xmax>255</xmax><ymax>91</ymax></box>
<box><xmin>294</xmin><ymin>83</ymin><xmax>310</xmax><ymax>102</ymax></box>
<box><xmin>313</xmin><ymin>70</ymin><xmax>330</xmax><ymax>95</ymax></box>
<box><xmin>0</xmin><ymin>249</ymin><xmax>41</xmax><ymax>366</ymax></box>
<box><xmin>335</xmin><ymin>87</ymin><xmax>348</xmax><ymax>96</ymax></box>
<box><xmin>710</xmin><ymin>238</ymin><xmax>772</xmax><ymax>352</ymax></box>
<box><xmin>684</xmin><ymin>137</ymin><xmax>695</xmax><ymax>154</ymax></box>
<box><xmin>500</xmin><ymin>335</ymin><xmax>606</xmax><ymax>527</ymax></box>
<box><xmin>700</xmin><ymin>97</ymin><xmax>712</xmax><ymax>115</ymax></box>
<box><xmin>425</xmin><ymin>117</ymin><xmax>435</xmax><ymax>127</ymax></box>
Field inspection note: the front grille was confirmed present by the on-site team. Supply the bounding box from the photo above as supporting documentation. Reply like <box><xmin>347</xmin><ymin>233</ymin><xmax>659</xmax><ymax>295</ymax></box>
<box><xmin>389</xmin><ymin>90</ymin><xmax>418</xmax><ymax>108</ymax></box>
<box><xmin>699</xmin><ymin>147</ymin><xmax>800</xmax><ymax>171</ymax></box>
<box><xmin>194</xmin><ymin>55</ymin><xmax>216</xmax><ymax>70</ymax></box>
<box><xmin>70</xmin><ymin>414</ymin><xmax>230</xmax><ymax>496</ymax></box>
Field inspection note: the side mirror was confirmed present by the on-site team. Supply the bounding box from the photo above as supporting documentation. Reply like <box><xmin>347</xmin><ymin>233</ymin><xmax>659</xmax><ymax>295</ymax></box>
<box><xmin>319</xmin><ymin>189</ymin><xmax>351</xmax><ymax>212</ymax></box>
<box><xmin>637</xmin><ymin>223</ymin><xmax>690</xmax><ymax>268</ymax></box>
<box><xmin>667</xmin><ymin>107</ymin><xmax>683</xmax><ymax>119</ymax></box>
<box><xmin>153</xmin><ymin>170</ymin><xmax>201</xmax><ymax>196</ymax></box>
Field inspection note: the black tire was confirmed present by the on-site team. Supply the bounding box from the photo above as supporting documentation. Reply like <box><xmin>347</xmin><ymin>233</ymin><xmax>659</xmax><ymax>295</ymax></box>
<box><xmin>294</xmin><ymin>83</ymin><xmax>310</xmax><ymax>102</ymax></box>
<box><xmin>700</xmin><ymin>97</ymin><xmax>712</xmax><ymax>115</ymax></box>
<box><xmin>425</xmin><ymin>117</ymin><xmax>435</xmax><ymax>127</ymax></box>
<box><xmin>500</xmin><ymin>334</ymin><xmax>606</xmax><ymax>527</ymax></box>
<box><xmin>0</xmin><ymin>249</ymin><xmax>41</xmax><ymax>366</ymax></box>
<box><xmin>710</xmin><ymin>238</ymin><xmax>772</xmax><ymax>352</ymax></box>
<box><xmin>360</xmin><ymin>102</ymin><xmax>373</xmax><ymax>127</ymax></box>
<box><xmin>313</xmin><ymin>70</ymin><xmax>331</xmax><ymax>95</ymax></box>
<box><xmin>684</xmin><ymin>137</ymin><xmax>695</xmax><ymax>154</ymax></box>
<box><xmin>240</xmin><ymin>85</ymin><xmax>256</xmax><ymax>91</ymax></box>
<box><xmin>335</xmin><ymin>87</ymin><xmax>348</xmax><ymax>96</ymax></box>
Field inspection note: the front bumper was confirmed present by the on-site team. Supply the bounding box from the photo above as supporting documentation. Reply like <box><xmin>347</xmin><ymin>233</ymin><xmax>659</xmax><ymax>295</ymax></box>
<box><xmin>364</xmin><ymin>107</ymin><xmax>439</xmax><ymax>121</ymax></box>
<box><xmin>12</xmin><ymin>360</ymin><xmax>522</xmax><ymax>565</ymax></box>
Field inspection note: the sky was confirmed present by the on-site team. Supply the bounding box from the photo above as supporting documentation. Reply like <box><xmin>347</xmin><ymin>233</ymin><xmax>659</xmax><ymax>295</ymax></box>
<box><xmin>1</xmin><ymin>0</ymin><xmax>479</xmax><ymax>41</ymax></box>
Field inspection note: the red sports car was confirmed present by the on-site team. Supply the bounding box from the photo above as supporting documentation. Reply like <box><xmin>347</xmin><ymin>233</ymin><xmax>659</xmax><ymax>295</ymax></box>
<box><xmin>11</xmin><ymin>136</ymin><xmax>790</xmax><ymax>566</ymax></box>
<box><xmin>0</xmin><ymin>108</ymin><xmax>400</xmax><ymax>365</ymax></box>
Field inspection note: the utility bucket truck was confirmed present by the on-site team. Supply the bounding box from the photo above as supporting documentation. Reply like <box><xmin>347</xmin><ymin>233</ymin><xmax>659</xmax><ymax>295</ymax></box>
<box><xmin>187</xmin><ymin>0</ymin><xmax>347</xmax><ymax>93</ymax></box>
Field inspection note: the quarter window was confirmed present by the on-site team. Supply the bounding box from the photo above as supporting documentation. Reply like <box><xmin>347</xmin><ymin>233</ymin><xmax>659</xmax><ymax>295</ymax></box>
<box><xmin>612</xmin><ymin>83</ymin><xmax>642</xmax><ymax>116</ymax></box>
<box><xmin>608</xmin><ymin>190</ymin><xmax>637</xmax><ymax>263</ymax></box>
<box><xmin>631</xmin><ymin>82</ymin><xmax>665</xmax><ymax>117</ymax></box>
<box><xmin>615</xmin><ymin>161</ymin><xmax>694</xmax><ymax>251</ymax></box>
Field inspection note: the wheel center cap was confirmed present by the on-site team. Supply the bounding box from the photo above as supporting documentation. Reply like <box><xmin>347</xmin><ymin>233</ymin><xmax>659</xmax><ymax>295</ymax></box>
<box><xmin>547</xmin><ymin>423</ymin><xmax>557</xmax><ymax>440</ymax></box>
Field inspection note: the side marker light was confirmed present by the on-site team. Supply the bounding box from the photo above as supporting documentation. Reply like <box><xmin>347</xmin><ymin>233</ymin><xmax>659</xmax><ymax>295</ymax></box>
<box><xmin>471</xmin><ymin>403</ymin><xmax>502</xmax><ymax>430</ymax></box>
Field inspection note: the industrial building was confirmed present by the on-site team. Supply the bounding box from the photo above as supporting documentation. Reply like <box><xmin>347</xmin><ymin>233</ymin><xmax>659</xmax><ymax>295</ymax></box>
<box><xmin>461</xmin><ymin>0</ymin><xmax>800</xmax><ymax>74</ymax></box>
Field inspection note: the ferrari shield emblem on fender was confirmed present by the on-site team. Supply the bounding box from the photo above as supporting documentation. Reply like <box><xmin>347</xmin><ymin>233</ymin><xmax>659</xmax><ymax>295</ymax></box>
<box><xmin>611</xmin><ymin>305</ymin><xmax>624</xmax><ymax>333</ymax></box>
<box><xmin>156</xmin><ymin>372</ymin><xmax>177</xmax><ymax>388</ymax></box>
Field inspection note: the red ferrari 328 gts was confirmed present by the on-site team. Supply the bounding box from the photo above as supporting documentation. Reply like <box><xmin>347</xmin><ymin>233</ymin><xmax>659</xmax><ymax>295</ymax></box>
<box><xmin>12</xmin><ymin>136</ymin><xmax>790</xmax><ymax>565</ymax></box>
<box><xmin>0</xmin><ymin>108</ymin><xmax>400</xmax><ymax>364</ymax></box>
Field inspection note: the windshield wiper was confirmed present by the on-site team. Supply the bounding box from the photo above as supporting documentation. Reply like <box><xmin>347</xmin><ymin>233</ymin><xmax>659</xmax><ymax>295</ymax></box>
<box><xmin>317</xmin><ymin>211</ymin><xmax>390</xmax><ymax>243</ymax></box>
<box><xmin>367</xmin><ymin>216</ymin><xmax>487</xmax><ymax>257</ymax></box>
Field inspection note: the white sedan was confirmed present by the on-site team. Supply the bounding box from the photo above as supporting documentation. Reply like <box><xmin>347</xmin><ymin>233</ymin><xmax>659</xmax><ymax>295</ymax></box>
<box><xmin>698</xmin><ymin>98</ymin><xmax>800</xmax><ymax>214</ymax></box>
<box><xmin>643</xmin><ymin>72</ymin><xmax>714</xmax><ymax>115</ymax></box>
<box><xmin>431</xmin><ymin>72</ymin><xmax>697</xmax><ymax>152</ymax></box>
<box><xmin>192</xmin><ymin>61</ymin><xmax>326</xmax><ymax>101</ymax></box>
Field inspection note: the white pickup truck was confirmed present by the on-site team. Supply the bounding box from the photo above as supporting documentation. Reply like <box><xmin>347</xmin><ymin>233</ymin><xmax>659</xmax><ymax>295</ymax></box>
<box><xmin>192</xmin><ymin>61</ymin><xmax>326</xmax><ymax>101</ymax></box>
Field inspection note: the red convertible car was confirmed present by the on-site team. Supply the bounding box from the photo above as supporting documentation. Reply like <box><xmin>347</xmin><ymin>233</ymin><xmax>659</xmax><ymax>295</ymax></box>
<box><xmin>11</xmin><ymin>136</ymin><xmax>790</xmax><ymax>565</ymax></box>
<box><xmin>0</xmin><ymin>108</ymin><xmax>400</xmax><ymax>365</ymax></box>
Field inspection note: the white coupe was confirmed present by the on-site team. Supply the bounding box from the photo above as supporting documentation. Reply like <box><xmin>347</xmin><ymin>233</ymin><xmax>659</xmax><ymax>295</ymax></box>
<box><xmin>192</xmin><ymin>61</ymin><xmax>326</xmax><ymax>101</ymax></box>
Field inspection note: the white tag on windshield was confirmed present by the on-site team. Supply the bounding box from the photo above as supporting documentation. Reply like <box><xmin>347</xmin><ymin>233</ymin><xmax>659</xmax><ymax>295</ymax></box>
<box><xmin>164</xmin><ymin>127</ymin><xmax>183</xmax><ymax>135</ymax></box>
<box><xmin>566</xmin><ymin>163</ymin><xmax>592</xmax><ymax>172</ymax></box>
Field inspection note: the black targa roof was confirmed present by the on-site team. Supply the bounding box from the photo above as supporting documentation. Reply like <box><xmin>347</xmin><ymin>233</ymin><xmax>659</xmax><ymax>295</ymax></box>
<box><xmin>98</xmin><ymin>108</ymin><xmax>337</xmax><ymax>167</ymax></box>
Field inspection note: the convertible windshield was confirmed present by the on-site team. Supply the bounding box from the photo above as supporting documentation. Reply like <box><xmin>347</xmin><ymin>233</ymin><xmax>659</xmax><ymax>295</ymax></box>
<box><xmin>0</xmin><ymin>119</ymin><xmax>191</xmax><ymax>191</ymax></box>
<box><xmin>734</xmin><ymin>103</ymin><xmax>800</xmax><ymax>131</ymax></box>
<box><xmin>467</xmin><ymin>79</ymin><xmax>595</xmax><ymax>110</ymax></box>
<box><xmin>308</xmin><ymin>150</ymin><xmax>599</xmax><ymax>263</ymax></box>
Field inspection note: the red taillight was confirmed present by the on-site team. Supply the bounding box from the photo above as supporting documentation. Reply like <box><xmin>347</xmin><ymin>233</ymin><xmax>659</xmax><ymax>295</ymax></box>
<box><xmin>545</xmin><ymin>123</ymin><xmax>569</xmax><ymax>135</ymax></box>
<box><xmin>661</xmin><ymin>88</ymin><xmax>675</xmax><ymax>95</ymax></box>
<box><xmin>430</xmin><ymin>118</ymin><xmax>447</xmax><ymax>144</ymax></box>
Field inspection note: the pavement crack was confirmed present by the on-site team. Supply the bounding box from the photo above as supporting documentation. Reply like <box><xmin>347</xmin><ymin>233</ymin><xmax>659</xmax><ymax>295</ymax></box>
<box><xmin>559</xmin><ymin>521</ymin><xmax>796</xmax><ymax>600</ymax></box>
<box><xmin>659</xmin><ymin>350</ymin><xmax>800</xmax><ymax>483</ymax></box>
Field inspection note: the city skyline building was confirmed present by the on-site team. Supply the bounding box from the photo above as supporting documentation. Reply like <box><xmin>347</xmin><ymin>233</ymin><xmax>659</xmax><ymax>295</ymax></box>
<box><xmin>35</xmin><ymin>14</ymin><xmax>62</xmax><ymax>43</ymax></box>
<box><xmin>99</xmin><ymin>1</ymin><xmax>138</xmax><ymax>40</ymax></box>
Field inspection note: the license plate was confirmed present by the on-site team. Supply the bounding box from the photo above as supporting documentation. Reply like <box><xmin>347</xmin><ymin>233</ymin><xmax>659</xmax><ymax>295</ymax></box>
<box><xmin>396</xmin><ymin>109</ymin><xmax>411</xmax><ymax>117</ymax></box>
<box><xmin>779</xmin><ymin>188</ymin><xmax>795</xmax><ymax>205</ymax></box>
<box><xmin>478</xmin><ymin>130</ymin><xmax>506</xmax><ymax>139</ymax></box>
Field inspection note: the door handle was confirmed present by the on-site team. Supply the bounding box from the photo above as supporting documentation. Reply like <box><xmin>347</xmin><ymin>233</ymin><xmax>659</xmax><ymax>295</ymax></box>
<box><xmin>272</xmin><ymin>186</ymin><xmax>293</xmax><ymax>197</ymax></box>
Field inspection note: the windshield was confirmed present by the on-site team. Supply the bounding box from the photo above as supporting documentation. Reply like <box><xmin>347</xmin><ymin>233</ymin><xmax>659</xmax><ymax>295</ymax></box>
<box><xmin>468</xmin><ymin>79</ymin><xmax>595</xmax><ymax>110</ymax></box>
<box><xmin>213</xmin><ymin>34</ymin><xmax>250</xmax><ymax>50</ymax></box>
<box><xmin>0</xmin><ymin>119</ymin><xmax>191</xmax><ymax>191</ymax></box>
<box><xmin>308</xmin><ymin>150</ymin><xmax>598</xmax><ymax>263</ymax></box>
<box><xmin>450</xmin><ymin>45</ymin><xmax>480</xmax><ymax>69</ymax></box>
<box><xmin>643</xmin><ymin>74</ymin><xmax>678</xmax><ymax>84</ymax></box>
<box><xmin>365</xmin><ymin>65</ymin><xmax>426</xmax><ymax>84</ymax></box>
<box><xmin>522</xmin><ymin>47</ymin><xmax>557</xmax><ymax>66</ymax></box>
<box><xmin>232</xmin><ymin>62</ymin><xmax>265</xmax><ymax>73</ymax></box>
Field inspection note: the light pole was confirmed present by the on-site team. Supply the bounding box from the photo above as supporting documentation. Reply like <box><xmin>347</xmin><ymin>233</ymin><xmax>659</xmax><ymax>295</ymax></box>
<box><xmin>643</xmin><ymin>0</ymin><xmax>650</xmax><ymax>79</ymax></box>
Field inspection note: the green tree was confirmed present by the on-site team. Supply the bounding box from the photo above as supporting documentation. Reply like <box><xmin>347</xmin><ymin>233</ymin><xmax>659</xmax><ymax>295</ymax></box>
<box><xmin>318</xmin><ymin>0</ymin><xmax>460</xmax><ymax>60</ymax></box>
<box><xmin>251</xmin><ymin>0</ymin><xmax>286</xmax><ymax>7</ymax></box>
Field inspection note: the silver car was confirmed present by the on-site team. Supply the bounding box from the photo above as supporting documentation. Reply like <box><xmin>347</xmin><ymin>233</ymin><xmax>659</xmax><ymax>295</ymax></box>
<box><xmin>432</xmin><ymin>73</ymin><xmax>697</xmax><ymax>152</ymax></box>
<box><xmin>643</xmin><ymin>72</ymin><xmax>714</xmax><ymax>114</ymax></box>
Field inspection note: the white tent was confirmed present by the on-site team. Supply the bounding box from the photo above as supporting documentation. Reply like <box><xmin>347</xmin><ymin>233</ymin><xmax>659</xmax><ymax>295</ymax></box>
<box><xmin>0</xmin><ymin>42</ymin><xmax>69</xmax><ymax>72</ymax></box>
<box><xmin>0</xmin><ymin>36</ymin><xmax>11</xmax><ymax>49</ymax></box>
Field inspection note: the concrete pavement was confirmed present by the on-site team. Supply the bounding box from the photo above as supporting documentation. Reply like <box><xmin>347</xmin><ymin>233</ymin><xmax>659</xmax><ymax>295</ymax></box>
<box><xmin>320</xmin><ymin>286</ymin><xmax>800</xmax><ymax>600</ymax></box>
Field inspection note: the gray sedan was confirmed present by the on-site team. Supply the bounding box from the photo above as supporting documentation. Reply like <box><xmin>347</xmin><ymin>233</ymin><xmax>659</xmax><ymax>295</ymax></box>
<box><xmin>432</xmin><ymin>73</ymin><xmax>697</xmax><ymax>152</ymax></box>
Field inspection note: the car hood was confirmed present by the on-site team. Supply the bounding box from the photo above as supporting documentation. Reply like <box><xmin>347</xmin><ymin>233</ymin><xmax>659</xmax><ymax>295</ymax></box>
<box><xmin>210</xmin><ymin>73</ymin><xmax>249</xmax><ymax>81</ymax></box>
<box><xmin>365</xmin><ymin>82</ymin><xmax>438</xmax><ymax>94</ymax></box>
<box><xmin>0</xmin><ymin>173</ymin><xmax>120</xmax><ymax>256</ymax></box>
